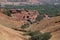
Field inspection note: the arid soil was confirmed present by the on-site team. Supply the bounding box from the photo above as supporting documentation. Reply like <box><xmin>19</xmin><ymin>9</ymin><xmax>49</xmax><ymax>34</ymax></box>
<box><xmin>0</xmin><ymin>24</ymin><xmax>29</xmax><ymax>40</ymax></box>
<box><xmin>0</xmin><ymin>11</ymin><xmax>60</xmax><ymax>40</ymax></box>
<box><xmin>0</xmin><ymin>12</ymin><xmax>25</xmax><ymax>30</ymax></box>
<box><xmin>25</xmin><ymin>16</ymin><xmax>60</xmax><ymax>40</ymax></box>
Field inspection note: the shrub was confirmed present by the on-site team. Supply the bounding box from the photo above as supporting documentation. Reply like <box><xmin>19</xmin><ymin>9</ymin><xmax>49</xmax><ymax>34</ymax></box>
<box><xmin>3</xmin><ymin>8</ymin><xmax>11</xmax><ymax>16</ymax></box>
<box><xmin>21</xmin><ymin>23</ymin><xmax>29</xmax><ymax>29</ymax></box>
<box><xmin>26</xmin><ymin>31</ymin><xmax>51</xmax><ymax>40</ymax></box>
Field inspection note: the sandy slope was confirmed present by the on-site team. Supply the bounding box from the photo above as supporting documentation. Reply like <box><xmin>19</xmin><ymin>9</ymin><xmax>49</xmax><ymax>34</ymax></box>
<box><xmin>26</xmin><ymin>16</ymin><xmax>60</xmax><ymax>31</ymax></box>
<box><xmin>49</xmin><ymin>30</ymin><xmax>60</xmax><ymax>40</ymax></box>
<box><xmin>0</xmin><ymin>12</ymin><xmax>25</xmax><ymax>30</ymax></box>
<box><xmin>0</xmin><ymin>24</ymin><xmax>28</xmax><ymax>40</ymax></box>
<box><xmin>0</xmin><ymin>12</ymin><xmax>60</xmax><ymax>40</ymax></box>
<box><xmin>25</xmin><ymin>16</ymin><xmax>60</xmax><ymax>40</ymax></box>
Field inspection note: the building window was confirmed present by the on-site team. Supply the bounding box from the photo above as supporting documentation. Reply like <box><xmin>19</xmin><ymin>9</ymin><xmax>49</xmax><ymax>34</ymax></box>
<box><xmin>7</xmin><ymin>0</ymin><xmax>28</xmax><ymax>2</ymax></box>
<box><xmin>27</xmin><ymin>16</ymin><xmax>29</xmax><ymax>18</ymax></box>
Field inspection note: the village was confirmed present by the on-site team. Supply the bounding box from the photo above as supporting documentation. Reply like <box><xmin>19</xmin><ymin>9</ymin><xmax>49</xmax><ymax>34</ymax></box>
<box><xmin>0</xmin><ymin>0</ymin><xmax>60</xmax><ymax>40</ymax></box>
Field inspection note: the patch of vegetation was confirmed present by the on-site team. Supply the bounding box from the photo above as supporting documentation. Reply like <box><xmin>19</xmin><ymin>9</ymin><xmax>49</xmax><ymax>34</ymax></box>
<box><xmin>21</xmin><ymin>23</ymin><xmax>29</xmax><ymax>29</ymax></box>
<box><xmin>3</xmin><ymin>8</ymin><xmax>11</xmax><ymax>16</ymax></box>
<box><xmin>26</xmin><ymin>31</ymin><xmax>51</xmax><ymax>40</ymax></box>
<box><xmin>36</xmin><ymin>15</ymin><xmax>43</xmax><ymax>21</ymax></box>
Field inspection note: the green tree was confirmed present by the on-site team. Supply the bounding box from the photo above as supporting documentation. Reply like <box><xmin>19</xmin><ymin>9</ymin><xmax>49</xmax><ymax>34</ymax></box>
<box><xmin>3</xmin><ymin>8</ymin><xmax>11</xmax><ymax>16</ymax></box>
<box><xmin>21</xmin><ymin>23</ymin><xmax>29</xmax><ymax>29</ymax></box>
<box><xmin>26</xmin><ymin>31</ymin><xmax>51</xmax><ymax>40</ymax></box>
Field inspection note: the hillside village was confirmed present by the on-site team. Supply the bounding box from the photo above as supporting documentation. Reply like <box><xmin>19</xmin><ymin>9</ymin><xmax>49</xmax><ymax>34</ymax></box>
<box><xmin>0</xmin><ymin>5</ymin><xmax>60</xmax><ymax>40</ymax></box>
<box><xmin>0</xmin><ymin>9</ymin><xmax>60</xmax><ymax>40</ymax></box>
<box><xmin>10</xmin><ymin>9</ymin><xmax>39</xmax><ymax>22</ymax></box>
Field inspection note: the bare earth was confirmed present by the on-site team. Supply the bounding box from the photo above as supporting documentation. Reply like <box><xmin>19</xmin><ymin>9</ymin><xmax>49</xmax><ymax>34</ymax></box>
<box><xmin>0</xmin><ymin>24</ymin><xmax>28</xmax><ymax>40</ymax></box>
<box><xmin>0</xmin><ymin>12</ymin><xmax>60</xmax><ymax>40</ymax></box>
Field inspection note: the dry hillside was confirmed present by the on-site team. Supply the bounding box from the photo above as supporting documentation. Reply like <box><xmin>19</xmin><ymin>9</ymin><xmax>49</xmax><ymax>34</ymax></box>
<box><xmin>26</xmin><ymin>16</ymin><xmax>60</xmax><ymax>31</ymax></box>
<box><xmin>0</xmin><ymin>12</ymin><xmax>26</xmax><ymax>30</ymax></box>
<box><xmin>0</xmin><ymin>11</ymin><xmax>60</xmax><ymax>40</ymax></box>
<box><xmin>25</xmin><ymin>16</ymin><xmax>60</xmax><ymax>40</ymax></box>
<box><xmin>0</xmin><ymin>24</ymin><xmax>29</xmax><ymax>40</ymax></box>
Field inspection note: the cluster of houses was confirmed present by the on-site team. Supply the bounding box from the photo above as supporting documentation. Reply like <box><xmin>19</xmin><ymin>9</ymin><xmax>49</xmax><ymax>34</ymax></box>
<box><xmin>10</xmin><ymin>9</ymin><xmax>39</xmax><ymax>22</ymax></box>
